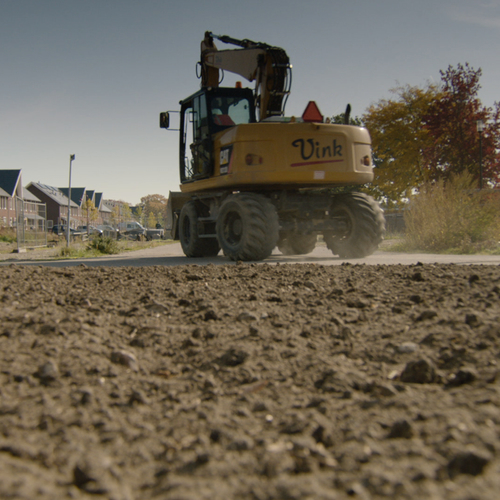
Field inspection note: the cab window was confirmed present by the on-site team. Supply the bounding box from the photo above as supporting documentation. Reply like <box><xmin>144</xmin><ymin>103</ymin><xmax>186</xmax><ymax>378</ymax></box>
<box><xmin>211</xmin><ymin>96</ymin><xmax>251</xmax><ymax>128</ymax></box>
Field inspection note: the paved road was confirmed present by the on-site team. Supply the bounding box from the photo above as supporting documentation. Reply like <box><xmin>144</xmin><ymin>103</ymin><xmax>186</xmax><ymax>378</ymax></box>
<box><xmin>2</xmin><ymin>242</ymin><xmax>500</xmax><ymax>268</ymax></box>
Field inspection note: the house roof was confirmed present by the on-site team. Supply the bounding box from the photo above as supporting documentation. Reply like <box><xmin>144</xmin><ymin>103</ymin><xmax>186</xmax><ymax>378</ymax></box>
<box><xmin>23</xmin><ymin>188</ymin><xmax>42</xmax><ymax>202</ymax></box>
<box><xmin>0</xmin><ymin>187</ymin><xmax>10</xmax><ymax>197</ymax></box>
<box><xmin>27</xmin><ymin>182</ymin><xmax>79</xmax><ymax>208</ymax></box>
<box><xmin>0</xmin><ymin>169</ymin><xmax>22</xmax><ymax>197</ymax></box>
<box><xmin>94</xmin><ymin>192</ymin><xmax>112</xmax><ymax>211</ymax></box>
<box><xmin>59</xmin><ymin>187</ymin><xmax>86</xmax><ymax>207</ymax></box>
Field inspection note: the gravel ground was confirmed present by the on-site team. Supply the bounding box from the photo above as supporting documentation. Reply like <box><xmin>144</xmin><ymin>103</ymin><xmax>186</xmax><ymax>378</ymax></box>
<box><xmin>1</xmin><ymin>260</ymin><xmax>500</xmax><ymax>499</ymax></box>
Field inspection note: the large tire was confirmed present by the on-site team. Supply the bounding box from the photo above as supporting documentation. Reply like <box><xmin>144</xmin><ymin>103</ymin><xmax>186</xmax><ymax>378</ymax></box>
<box><xmin>278</xmin><ymin>232</ymin><xmax>317</xmax><ymax>255</ymax></box>
<box><xmin>179</xmin><ymin>201</ymin><xmax>220</xmax><ymax>257</ymax></box>
<box><xmin>216</xmin><ymin>193</ymin><xmax>279</xmax><ymax>261</ymax></box>
<box><xmin>324</xmin><ymin>193</ymin><xmax>385</xmax><ymax>258</ymax></box>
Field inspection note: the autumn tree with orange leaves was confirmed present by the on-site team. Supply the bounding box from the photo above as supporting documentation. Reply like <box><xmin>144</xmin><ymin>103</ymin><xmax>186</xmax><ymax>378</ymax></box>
<box><xmin>363</xmin><ymin>63</ymin><xmax>500</xmax><ymax>206</ymax></box>
<box><xmin>422</xmin><ymin>63</ymin><xmax>500</xmax><ymax>184</ymax></box>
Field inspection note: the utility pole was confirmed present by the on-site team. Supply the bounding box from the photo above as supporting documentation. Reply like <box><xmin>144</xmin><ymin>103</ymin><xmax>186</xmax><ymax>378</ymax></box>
<box><xmin>67</xmin><ymin>154</ymin><xmax>75</xmax><ymax>247</ymax></box>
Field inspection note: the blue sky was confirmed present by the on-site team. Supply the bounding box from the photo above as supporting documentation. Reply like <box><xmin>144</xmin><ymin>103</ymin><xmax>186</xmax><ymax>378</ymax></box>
<box><xmin>2</xmin><ymin>0</ymin><xmax>499</xmax><ymax>204</ymax></box>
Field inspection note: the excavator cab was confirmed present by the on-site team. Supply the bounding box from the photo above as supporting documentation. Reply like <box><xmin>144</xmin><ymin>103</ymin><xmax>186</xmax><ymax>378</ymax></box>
<box><xmin>178</xmin><ymin>86</ymin><xmax>256</xmax><ymax>184</ymax></box>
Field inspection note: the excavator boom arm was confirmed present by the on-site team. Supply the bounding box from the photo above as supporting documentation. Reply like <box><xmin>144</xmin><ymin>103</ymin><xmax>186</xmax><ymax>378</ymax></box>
<box><xmin>200</xmin><ymin>32</ymin><xmax>291</xmax><ymax>120</ymax></box>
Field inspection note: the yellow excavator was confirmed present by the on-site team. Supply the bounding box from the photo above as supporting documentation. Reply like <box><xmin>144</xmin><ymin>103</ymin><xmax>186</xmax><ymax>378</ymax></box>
<box><xmin>160</xmin><ymin>32</ymin><xmax>385</xmax><ymax>261</ymax></box>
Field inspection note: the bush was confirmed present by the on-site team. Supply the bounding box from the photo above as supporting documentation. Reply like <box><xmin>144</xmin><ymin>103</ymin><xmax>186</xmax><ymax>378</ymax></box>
<box><xmin>403</xmin><ymin>173</ymin><xmax>500</xmax><ymax>253</ymax></box>
<box><xmin>59</xmin><ymin>246</ymin><xmax>76</xmax><ymax>257</ymax></box>
<box><xmin>0</xmin><ymin>227</ymin><xmax>16</xmax><ymax>243</ymax></box>
<box><xmin>87</xmin><ymin>236</ymin><xmax>119</xmax><ymax>255</ymax></box>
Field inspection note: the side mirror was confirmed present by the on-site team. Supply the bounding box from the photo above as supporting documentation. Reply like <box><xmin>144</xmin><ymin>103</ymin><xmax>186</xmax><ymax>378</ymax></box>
<box><xmin>159</xmin><ymin>112</ymin><xmax>170</xmax><ymax>129</ymax></box>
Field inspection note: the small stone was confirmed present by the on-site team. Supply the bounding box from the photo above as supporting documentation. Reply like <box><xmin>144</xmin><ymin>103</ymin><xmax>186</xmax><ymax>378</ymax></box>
<box><xmin>252</xmin><ymin>401</ymin><xmax>269</xmax><ymax>412</ymax></box>
<box><xmin>217</xmin><ymin>348</ymin><xmax>248</xmax><ymax>367</ymax></box>
<box><xmin>237</xmin><ymin>311</ymin><xmax>258</xmax><ymax>322</ymax></box>
<box><xmin>468</xmin><ymin>274</ymin><xmax>480</xmax><ymax>285</ymax></box>
<box><xmin>80</xmin><ymin>388</ymin><xmax>93</xmax><ymax>405</ymax></box>
<box><xmin>447</xmin><ymin>451</ymin><xmax>490</xmax><ymax>478</ymax></box>
<box><xmin>369</xmin><ymin>383</ymin><xmax>398</xmax><ymax>397</ymax></box>
<box><xmin>447</xmin><ymin>367</ymin><xmax>477</xmax><ymax>387</ymax></box>
<box><xmin>204</xmin><ymin>309</ymin><xmax>218</xmax><ymax>321</ymax></box>
<box><xmin>110</xmin><ymin>350</ymin><xmax>138</xmax><ymax>372</ymax></box>
<box><xmin>346</xmin><ymin>298</ymin><xmax>368</xmax><ymax>309</ymax></box>
<box><xmin>146</xmin><ymin>301</ymin><xmax>169</xmax><ymax>313</ymax></box>
<box><xmin>227</xmin><ymin>437</ymin><xmax>253</xmax><ymax>451</ymax></box>
<box><xmin>465</xmin><ymin>313</ymin><xmax>482</xmax><ymax>327</ymax></box>
<box><xmin>72</xmin><ymin>452</ymin><xmax>128</xmax><ymax>497</ymax></box>
<box><xmin>387</xmin><ymin>419</ymin><xmax>413</xmax><ymax>439</ymax></box>
<box><xmin>397</xmin><ymin>342</ymin><xmax>419</xmax><ymax>354</ymax></box>
<box><xmin>249</xmin><ymin>325</ymin><xmax>259</xmax><ymax>336</ymax></box>
<box><xmin>129</xmin><ymin>389</ymin><xmax>148</xmax><ymax>405</ymax></box>
<box><xmin>400</xmin><ymin>358</ymin><xmax>436</xmax><ymax>384</ymax></box>
<box><xmin>36</xmin><ymin>360</ymin><xmax>59</xmax><ymax>384</ymax></box>
<box><xmin>411</xmin><ymin>271</ymin><xmax>425</xmax><ymax>282</ymax></box>
<box><xmin>416</xmin><ymin>310</ymin><xmax>437</xmax><ymax>321</ymax></box>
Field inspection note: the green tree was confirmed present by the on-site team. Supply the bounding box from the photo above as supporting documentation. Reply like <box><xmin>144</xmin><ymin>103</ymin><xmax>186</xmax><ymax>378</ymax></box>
<box><xmin>330</xmin><ymin>108</ymin><xmax>363</xmax><ymax>126</ymax></box>
<box><xmin>146</xmin><ymin>211</ymin><xmax>157</xmax><ymax>229</ymax></box>
<box><xmin>81</xmin><ymin>197</ymin><xmax>99</xmax><ymax>233</ymax></box>
<box><xmin>110</xmin><ymin>206</ymin><xmax>121</xmax><ymax>227</ymax></box>
<box><xmin>140</xmin><ymin>194</ymin><xmax>168</xmax><ymax>223</ymax></box>
<box><xmin>362</xmin><ymin>83</ymin><xmax>438</xmax><ymax>206</ymax></box>
<box><xmin>121</xmin><ymin>203</ymin><xmax>133</xmax><ymax>221</ymax></box>
<box><xmin>135</xmin><ymin>206</ymin><xmax>144</xmax><ymax>225</ymax></box>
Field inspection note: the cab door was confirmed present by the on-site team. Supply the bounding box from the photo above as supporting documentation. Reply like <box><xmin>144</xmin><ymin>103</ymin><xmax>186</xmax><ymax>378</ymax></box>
<box><xmin>180</xmin><ymin>93</ymin><xmax>212</xmax><ymax>182</ymax></box>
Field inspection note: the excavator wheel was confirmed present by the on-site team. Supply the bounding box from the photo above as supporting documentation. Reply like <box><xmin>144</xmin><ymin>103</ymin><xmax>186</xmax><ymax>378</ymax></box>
<box><xmin>324</xmin><ymin>193</ymin><xmax>385</xmax><ymax>259</ymax></box>
<box><xmin>278</xmin><ymin>232</ymin><xmax>317</xmax><ymax>255</ymax></box>
<box><xmin>179</xmin><ymin>201</ymin><xmax>220</xmax><ymax>257</ymax></box>
<box><xmin>216</xmin><ymin>193</ymin><xmax>279</xmax><ymax>261</ymax></box>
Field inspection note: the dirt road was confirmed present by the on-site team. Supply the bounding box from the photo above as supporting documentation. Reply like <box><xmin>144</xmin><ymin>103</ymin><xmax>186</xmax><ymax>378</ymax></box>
<box><xmin>1</xmin><ymin>258</ymin><xmax>499</xmax><ymax>499</ymax></box>
<box><xmin>2</xmin><ymin>241</ymin><xmax>500</xmax><ymax>267</ymax></box>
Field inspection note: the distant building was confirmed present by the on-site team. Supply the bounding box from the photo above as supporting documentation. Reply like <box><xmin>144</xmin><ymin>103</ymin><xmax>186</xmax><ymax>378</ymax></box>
<box><xmin>26</xmin><ymin>182</ymin><xmax>80</xmax><ymax>229</ymax></box>
<box><xmin>59</xmin><ymin>187</ymin><xmax>111</xmax><ymax>225</ymax></box>
<box><xmin>103</xmin><ymin>199</ymin><xmax>134</xmax><ymax>224</ymax></box>
<box><xmin>0</xmin><ymin>169</ymin><xmax>23</xmax><ymax>227</ymax></box>
<box><xmin>22</xmin><ymin>188</ymin><xmax>45</xmax><ymax>230</ymax></box>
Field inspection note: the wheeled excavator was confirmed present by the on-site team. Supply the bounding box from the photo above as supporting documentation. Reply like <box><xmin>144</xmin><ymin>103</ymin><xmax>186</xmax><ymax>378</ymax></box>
<box><xmin>160</xmin><ymin>32</ymin><xmax>385</xmax><ymax>261</ymax></box>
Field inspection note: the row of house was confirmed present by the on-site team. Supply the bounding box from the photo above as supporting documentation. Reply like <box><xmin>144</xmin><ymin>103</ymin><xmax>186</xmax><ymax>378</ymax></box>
<box><xmin>0</xmin><ymin>169</ymin><xmax>113</xmax><ymax>230</ymax></box>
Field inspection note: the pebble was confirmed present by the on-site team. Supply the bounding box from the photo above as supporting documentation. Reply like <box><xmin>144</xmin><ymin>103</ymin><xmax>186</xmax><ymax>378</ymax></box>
<box><xmin>397</xmin><ymin>342</ymin><xmax>419</xmax><ymax>354</ymax></box>
<box><xmin>400</xmin><ymin>358</ymin><xmax>436</xmax><ymax>384</ymax></box>
<box><xmin>416</xmin><ymin>310</ymin><xmax>437</xmax><ymax>321</ymax></box>
<box><xmin>217</xmin><ymin>348</ymin><xmax>248</xmax><ymax>367</ymax></box>
<box><xmin>110</xmin><ymin>350</ymin><xmax>139</xmax><ymax>372</ymax></box>
<box><xmin>36</xmin><ymin>360</ymin><xmax>59</xmax><ymax>384</ymax></box>
<box><xmin>237</xmin><ymin>311</ymin><xmax>258</xmax><ymax>322</ymax></box>
<box><xmin>447</xmin><ymin>450</ymin><xmax>491</xmax><ymax>478</ymax></box>
<box><xmin>387</xmin><ymin>419</ymin><xmax>414</xmax><ymax>439</ymax></box>
<box><xmin>447</xmin><ymin>367</ymin><xmax>477</xmax><ymax>387</ymax></box>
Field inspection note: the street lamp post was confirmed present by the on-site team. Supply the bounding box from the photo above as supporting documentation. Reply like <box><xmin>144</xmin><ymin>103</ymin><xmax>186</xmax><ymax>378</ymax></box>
<box><xmin>67</xmin><ymin>154</ymin><xmax>75</xmax><ymax>247</ymax></box>
<box><xmin>476</xmin><ymin>120</ymin><xmax>484</xmax><ymax>190</ymax></box>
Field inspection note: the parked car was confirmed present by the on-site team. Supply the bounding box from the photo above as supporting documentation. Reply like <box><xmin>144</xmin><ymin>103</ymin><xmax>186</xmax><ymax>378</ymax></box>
<box><xmin>96</xmin><ymin>225</ymin><xmax>120</xmax><ymax>239</ymax></box>
<box><xmin>77</xmin><ymin>225</ymin><xmax>103</xmax><ymax>236</ymax></box>
<box><xmin>117</xmin><ymin>221</ymin><xmax>146</xmax><ymax>239</ymax></box>
<box><xmin>50</xmin><ymin>225</ymin><xmax>84</xmax><ymax>240</ymax></box>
